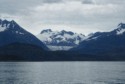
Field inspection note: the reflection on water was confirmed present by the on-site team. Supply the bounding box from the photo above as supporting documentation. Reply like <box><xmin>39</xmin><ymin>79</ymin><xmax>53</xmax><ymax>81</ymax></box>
<box><xmin>0</xmin><ymin>62</ymin><xmax>125</xmax><ymax>84</ymax></box>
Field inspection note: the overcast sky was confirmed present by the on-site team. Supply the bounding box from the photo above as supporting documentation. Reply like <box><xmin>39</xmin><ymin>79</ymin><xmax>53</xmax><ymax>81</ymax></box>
<box><xmin>0</xmin><ymin>0</ymin><xmax>125</xmax><ymax>35</ymax></box>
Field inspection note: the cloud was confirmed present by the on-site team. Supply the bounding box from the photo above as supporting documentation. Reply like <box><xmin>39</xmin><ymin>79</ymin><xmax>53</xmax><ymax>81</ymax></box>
<box><xmin>42</xmin><ymin>0</ymin><xmax>62</xmax><ymax>3</ymax></box>
<box><xmin>0</xmin><ymin>0</ymin><xmax>125</xmax><ymax>35</ymax></box>
<box><xmin>95</xmin><ymin>0</ymin><xmax>125</xmax><ymax>5</ymax></box>
<box><xmin>82</xmin><ymin>0</ymin><xmax>95</xmax><ymax>4</ymax></box>
<box><xmin>0</xmin><ymin>0</ymin><xmax>62</xmax><ymax>14</ymax></box>
<box><xmin>31</xmin><ymin>2</ymin><xmax>120</xmax><ymax>24</ymax></box>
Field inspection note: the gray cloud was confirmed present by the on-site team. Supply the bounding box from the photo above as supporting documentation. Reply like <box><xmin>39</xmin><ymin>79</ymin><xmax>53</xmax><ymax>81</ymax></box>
<box><xmin>95</xmin><ymin>0</ymin><xmax>125</xmax><ymax>4</ymax></box>
<box><xmin>42</xmin><ymin>0</ymin><xmax>62</xmax><ymax>3</ymax></box>
<box><xmin>82</xmin><ymin>0</ymin><xmax>95</xmax><ymax>4</ymax></box>
<box><xmin>0</xmin><ymin>0</ymin><xmax>125</xmax><ymax>35</ymax></box>
<box><xmin>0</xmin><ymin>0</ymin><xmax>124</xmax><ymax>14</ymax></box>
<box><xmin>0</xmin><ymin>0</ymin><xmax>62</xmax><ymax>14</ymax></box>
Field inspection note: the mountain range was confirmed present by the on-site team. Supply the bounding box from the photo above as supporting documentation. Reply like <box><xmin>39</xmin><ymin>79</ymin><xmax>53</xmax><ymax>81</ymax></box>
<box><xmin>0</xmin><ymin>19</ymin><xmax>125</xmax><ymax>61</ymax></box>
<box><xmin>37</xmin><ymin>29</ymin><xmax>85</xmax><ymax>50</ymax></box>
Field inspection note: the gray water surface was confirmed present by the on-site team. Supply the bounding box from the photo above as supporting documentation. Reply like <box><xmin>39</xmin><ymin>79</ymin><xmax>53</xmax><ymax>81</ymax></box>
<box><xmin>0</xmin><ymin>62</ymin><xmax>125</xmax><ymax>84</ymax></box>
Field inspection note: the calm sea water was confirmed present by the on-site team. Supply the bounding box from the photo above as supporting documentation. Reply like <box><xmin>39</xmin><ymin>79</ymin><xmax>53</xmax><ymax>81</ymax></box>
<box><xmin>0</xmin><ymin>62</ymin><xmax>125</xmax><ymax>84</ymax></box>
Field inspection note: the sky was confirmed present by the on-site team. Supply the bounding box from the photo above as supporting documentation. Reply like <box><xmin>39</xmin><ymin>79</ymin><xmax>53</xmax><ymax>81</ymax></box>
<box><xmin>0</xmin><ymin>0</ymin><xmax>125</xmax><ymax>35</ymax></box>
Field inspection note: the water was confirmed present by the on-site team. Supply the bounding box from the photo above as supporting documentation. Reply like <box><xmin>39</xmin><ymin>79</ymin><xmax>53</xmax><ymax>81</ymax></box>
<box><xmin>0</xmin><ymin>62</ymin><xmax>125</xmax><ymax>84</ymax></box>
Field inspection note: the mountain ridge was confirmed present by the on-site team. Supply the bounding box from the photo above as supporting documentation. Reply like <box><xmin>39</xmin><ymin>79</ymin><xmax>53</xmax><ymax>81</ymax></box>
<box><xmin>71</xmin><ymin>22</ymin><xmax>125</xmax><ymax>56</ymax></box>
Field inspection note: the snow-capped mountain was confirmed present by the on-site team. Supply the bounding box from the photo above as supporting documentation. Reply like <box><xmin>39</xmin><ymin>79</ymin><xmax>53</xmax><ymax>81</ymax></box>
<box><xmin>37</xmin><ymin>29</ymin><xmax>85</xmax><ymax>51</ymax></box>
<box><xmin>0</xmin><ymin>19</ymin><xmax>48</xmax><ymax>50</ymax></box>
<box><xmin>71</xmin><ymin>23</ymin><xmax>125</xmax><ymax>56</ymax></box>
<box><xmin>84</xmin><ymin>22</ymin><xmax>125</xmax><ymax>41</ymax></box>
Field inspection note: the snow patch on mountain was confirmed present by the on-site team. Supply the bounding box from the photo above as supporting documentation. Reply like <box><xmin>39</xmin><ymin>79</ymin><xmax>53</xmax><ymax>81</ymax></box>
<box><xmin>116</xmin><ymin>23</ymin><xmax>125</xmax><ymax>35</ymax></box>
<box><xmin>47</xmin><ymin>46</ymin><xmax>73</xmax><ymax>51</ymax></box>
<box><xmin>0</xmin><ymin>25</ymin><xmax>6</xmax><ymax>32</ymax></box>
<box><xmin>116</xmin><ymin>28</ymin><xmax>125</xmax><ymax>35</ymax></box>
<box><xmin>89</xmin><ymin>36</ymin><xmax>100</xmax><ymax>40</ymax></box>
